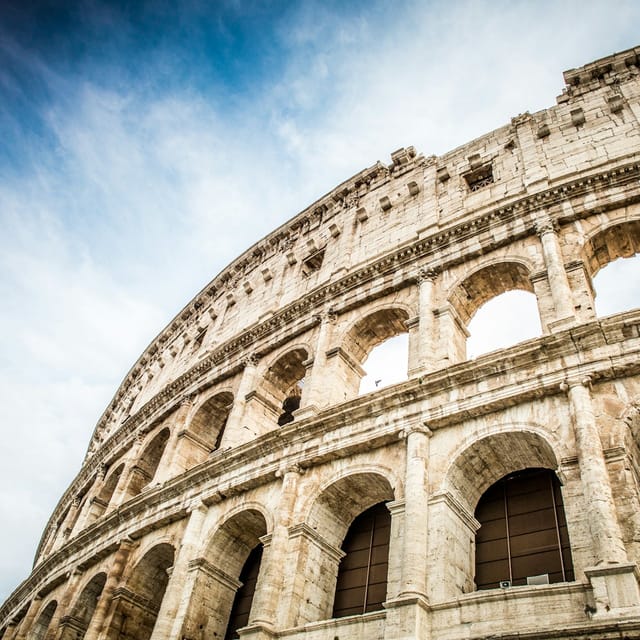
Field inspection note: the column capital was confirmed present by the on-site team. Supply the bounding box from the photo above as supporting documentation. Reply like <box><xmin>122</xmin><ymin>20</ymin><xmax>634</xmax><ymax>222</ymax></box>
<box><xmin>241</xmin><ymin>353</ymin><xmax>260</xmax><ymax>368</ymax></box>
<box><xmin>179</xmin><ymin>394</ymin><xmax>195</xmax><ymax>408</ymax></box>
<box><xmin>401</xmin><ymin>421</ymin><xmax>433</xmax><ymax>439</ymax></box>
<box><xmin>275</xmin><ymin>463</ymin><xmax>305</xmax><ymax>478</ymax></box>
<box><xmin>560</xmin><ymin>375</ymin><xmax>592</xmax><ymax>393</ymax></box>
<box><xmin>416</xmin><ymin>267</ymin><xmax>439</xmax><ymax>283</ymax></box>
<box><xmin>313</xmin><ymin>309</ymin><xmax>337</xmax><ymax>324</ymax></box>
<box><xmin>534</xmin><ymin>216</ymin><xmax>559</xmax><ymax>237</ymax></box>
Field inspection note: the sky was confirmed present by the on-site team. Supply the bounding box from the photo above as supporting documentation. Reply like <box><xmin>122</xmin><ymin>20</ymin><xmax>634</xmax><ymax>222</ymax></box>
<box><xmin>1</xmin><ymin>0</ymin><xmax>640</xmax><ymax>604</ymax></box>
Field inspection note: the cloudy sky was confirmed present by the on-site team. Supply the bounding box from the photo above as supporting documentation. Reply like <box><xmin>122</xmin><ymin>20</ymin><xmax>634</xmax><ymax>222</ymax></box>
<box><xmin>1</xmin><ymin>0</ymin><xmax>639</xmax><ymax>603</ymax></box>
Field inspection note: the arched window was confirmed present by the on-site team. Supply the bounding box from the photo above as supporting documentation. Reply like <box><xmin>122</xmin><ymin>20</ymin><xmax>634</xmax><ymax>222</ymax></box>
<box><xmin>224</xmin><ymin>544</ymin><xmax>263</xmax><ymax>640</ymax></box>
<box><xmin>125</xmin><ymin>427</ymin><xmax>170</xmax><ymax>497</ymax></box>
<box><xmin>467</xmin><ymin>290</ymin><xmax>541</xmax><ymax>358</ymax></box>
<box><xmin>59</xmin><ymin>573</ymin><xmax>106</xmax><ymax>640</ymax></box>
<box><xmin>332</xmin><ymin>502</ymin><xmax>391</xmax><ymax>618</ymax></box>
<box><xmin>30</xmin><ymin>601</ymin><xmax>57</xmax><ymax>640</ymax></box>
<box><xmin>474</xmin><ymin>468</ymin><xmax>574</xmax><ymax>590</ymax></box>
<box><xmin>106</xmin><ymin>544</ymin><xmax>174</xmax><ymax>640</ymax></box>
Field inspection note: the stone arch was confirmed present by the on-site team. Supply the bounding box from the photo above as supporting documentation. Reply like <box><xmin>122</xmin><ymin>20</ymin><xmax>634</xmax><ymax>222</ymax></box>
<box><xmin>85</xmin><ymin>464</ymin><xmax>124</xmax><ymax>525</ymax></box>
<box><xmin>448</xmin><ymin>258</ymin><xmax>537</xmax><ymax>326</ymax></box>
<box><xmin>581</xmin><ymin>219</ymin><xmax>640</xmax><ymax>317</ymax></box>
<box><xmin>337</xmin><ymin>306</ymin><xmax>412</xmax><ymax>400</ymax></box>
<box><xmin>581</xmin><ymin>219</ymin><xmax>640</xmax><ymax>278</ymax></box>
<box><xmin>442</xmin><ymin>428</ymin><xmax>560</xmax><ymax>514</ymax></box>
<box><xmin>260</xmin><ymin>346</ymin><xmax>310</xmax><ymax>425</ymax></box>
<box><xmin>105</xmin><ymin>543</ymin><xmax>175</xmax><ymax>640</ymax></box>
<box><xmin>188</xmin><ymin>389</ymin><xmax>234</xmax><ymax>450</ymax></box>
<box><xmin>283</xmin><ymin>470</ymin><xmax>396</xmax><ymax>625</ymax></box>
<box><xmin>124</xmin><ymin>427</ymin><xmax>170</xmax><ymax>498</ymax></box>
<box><xmin>431</xmin><ymin>428</ymin><xmax>566</xmax><ymax>600</ymax></box>
<box><xmin>173</xmin><ymin>390</ymin><xmax>235</xmax><ymax>471</ymax></box>
<box><xmin>59</xmin><ymin>572</ymin><xmax>107</xmax><ymax>640</ymax></box>
<box><xmin>180</xmin><ymin>509</ymin><xmax>269</xmax><ymax>640</ymax></box>
<box><xmin>30</xmin><ymin>600</ymin><xmax>57</xmax><ymax>640</ymax></box>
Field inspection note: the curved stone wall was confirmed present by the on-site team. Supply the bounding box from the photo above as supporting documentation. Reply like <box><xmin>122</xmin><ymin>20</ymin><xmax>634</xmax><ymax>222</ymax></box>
<box><xmin>3</xmin><ymin>46</ymin><xmax>640</xmax><ymax>640</ymax></box>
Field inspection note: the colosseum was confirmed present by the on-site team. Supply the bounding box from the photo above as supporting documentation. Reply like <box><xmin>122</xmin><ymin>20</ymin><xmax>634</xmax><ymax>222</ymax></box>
<box><xmin>3</xmin><ymin>45</ymin><xmax>640</xmax><ymax>640</ymax></box>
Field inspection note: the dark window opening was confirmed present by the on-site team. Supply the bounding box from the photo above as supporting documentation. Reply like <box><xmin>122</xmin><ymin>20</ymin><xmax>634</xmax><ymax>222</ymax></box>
<box><xmin>464</xmin><ymin>165</ymin><xmax>494</xmax><ymax>192</ymax></box>
<box><xmin>333</xmin><ymin>502</ymin><xmax>390</xmax><ymax>618</ymax></box>
<box><xmin>302</xmin><ymin>250</ymin><xmax>325</xmax><ymax>276</ymax></box>
<box><xmin>277</xmin><ymin>394</ymin><xmax>301</xmax><ymax>426</ymax></box>
<box><xmin>474</xmin><ymin>468</ymin><xmax>574</xmax><ymax>590</ymax></box>
<box><xmin>225</xmin><ymin>544</ymin><xmax>263</xmax><ymax>640</ymax></box>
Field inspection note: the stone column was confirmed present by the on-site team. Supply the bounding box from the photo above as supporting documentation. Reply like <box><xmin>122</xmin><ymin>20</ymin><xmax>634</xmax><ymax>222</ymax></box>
<box><xmin>83</xmin><ymin>538</ymin><xmax>133</xmax><ymax>640</ymax></box>
<box><xmin>399</xmin><ymin>423</ymin><xmax>432</xmax><ymax>597</ymax></box>
<box><xmin>433</xmin><ymin>304</ymin><xmax>468</xmax><ymax>366</ymax></box>
<box><xmin>536</xmin><ymin>216</ymin><xmax>575</xmax><ymax>327</ymax></box>
<box><xmin>154</xmin><ymin>396</ymin><xmax>194</xmax><ymax>483</ymax></box>
<box><xmin>408</xmin><ymin>269</ymin><xmax>437</xmax><ymax>377</ymax></box>
<box><xmin>109</xmin><ymin>434</ymin><xmax>146</xmax><ymax>507</ymax></box>
<box><xmin>297</xmin><ymin>311</ymin><xmax>336</xmax><ymax>416</ymax></box>
<box><xmin>13</xmin><ymin>595</ymin><xmax>41</xmax><ymax>640</ymax></box>
<box><xmin>249</xmin><ymin>466</ymin><xmax>301</xmax><ymax>629</ymax></box>
<box><xmin>48</xmin><ymin>569</ymin><xmax>84</xmax><ymax>640</ymax></box>
<box><xmin>224</xmin><ymin>355</ymin><xmax>259</xmax><ymax>445</ymax></box>
<box><xmin>150</xmin><ymin>502</ymin><xmax>208</xmax><ymax>639</ymax></box>
<box><xmin>563</xmin><ymin>378</ymin><xmax>627</xmax><ymax>564</ymax></box>
<box><xmin>564</xmin><ymin>377</ymin><xmax>640</xmax><ymax>613</ymax></box>
<box><xmin>3</xmin><ymin>621</ymin><xmax>19</xmax><ymax>640</ymax></box>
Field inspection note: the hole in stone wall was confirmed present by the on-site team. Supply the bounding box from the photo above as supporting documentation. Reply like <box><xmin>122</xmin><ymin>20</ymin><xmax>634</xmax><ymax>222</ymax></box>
<box><xmin>467</xmin><ymin>290</ymin><xmax>541</xmax><ymax>358</ymax></box>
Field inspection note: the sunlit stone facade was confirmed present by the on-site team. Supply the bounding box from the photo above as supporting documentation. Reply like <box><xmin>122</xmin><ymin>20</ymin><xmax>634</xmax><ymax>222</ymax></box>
<box><xmin>3</xmin><ymin>46</ymin><xmax>640</xmax><ymax>640</ymax></box>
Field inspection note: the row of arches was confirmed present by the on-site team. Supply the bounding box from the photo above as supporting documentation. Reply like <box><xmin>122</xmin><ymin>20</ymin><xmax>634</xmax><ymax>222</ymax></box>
<box><xmin>8</xmin><ymin>462</ymin><xmax>576</xmax><ymax>640</ymax></box>
<box><xmin>43</xmin><ymin>219</ymin><xmax>640</xmax><ymax>558</ymax></box>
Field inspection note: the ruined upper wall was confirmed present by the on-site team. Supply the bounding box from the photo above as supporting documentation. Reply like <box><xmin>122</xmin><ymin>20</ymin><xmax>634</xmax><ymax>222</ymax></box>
<box><xmin>87</xmin><ymin>45</ymin><xmax>640</xmax><ymax>455</ymax></box>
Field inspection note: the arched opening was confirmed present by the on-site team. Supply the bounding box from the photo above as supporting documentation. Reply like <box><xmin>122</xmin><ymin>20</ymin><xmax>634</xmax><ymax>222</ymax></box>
<box><xmin>584</xmin><ymin>221</ymin><xmax>640</xmax><ymax>317</ymax></box>
<box><xmin>433</xmin><ymin>430</ymin><xmax>564</xmax><ymax>599</ymax></box>
<box><xmin>450</xmin><ymin>262</ymin><xmax>540</xmax><ymax>360</ymax></box>
<box><xmin>467</xmin><ymin>291</ymin><xmax>542</xmax><ymax>358</ymax></box>
<box><xmin>359</xmin><ymin>334</ymin><xmax>409</xmax><ymax>394</ymax></box>
<box><xmin>86</xmin><ymin>464</ymin><xmax>124</xmax><ymax>524</ymax></box>
<box><xmin>297</xmin><ymin>472</ymin><xmax>396</xmax><ymax>626</ymax></box>
<box><xmin>341</xmin><ymin>308</ymin><xmax>410</xmax><ymax>399</ymax></box>
<box><xmin>189</xmin><ymin>392</ymin><xmax>234</xmax><ymax>452</ymax></box>
<box><xmin>332</xmin><ymin>502</ymin><xmax>391</xmax><ymax>618</ymax></box>
<box><xmin>105</xmin><ymin>544</ymin><xmax>174</xmax><ymax>640</ymax></box>
<box><xmin>125</xmin><ymin>428</ymin><xmax>170</xmax><ymax>498</ymax></box>
<box><xmin>30</xmin><ymin>600</ymin><xmax>57</xmax><ymax>640</ymax></box>
<box><xmin>263</xmin><ymin>348</ymin><xmax>307</xmax><ymax>426</ymax></box>
<box><xmin>224</xmin><ymin>544</ymin><xmax>264</xmax><ymax>640</ymax></box>
<box><xmin>475</xmin><ymin>468</ymin><xmax>574</xmax><ymax>590</ymax></box>
<box><xmin>179</xmin><ymin>510</ymin><xmax>268</xmax><ymax>640</ymax></box>
<box><xmin>59</xmin><ymin>573</ymin><xmax>107</xmax><ymax>640</ymax></box>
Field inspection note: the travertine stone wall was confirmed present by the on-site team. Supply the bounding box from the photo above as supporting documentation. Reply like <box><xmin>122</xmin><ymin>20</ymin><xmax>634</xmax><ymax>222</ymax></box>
<box><xmin>3</xmin><ymin>46</ymin><xmax>640</xmax><ymax>640</ymax></box>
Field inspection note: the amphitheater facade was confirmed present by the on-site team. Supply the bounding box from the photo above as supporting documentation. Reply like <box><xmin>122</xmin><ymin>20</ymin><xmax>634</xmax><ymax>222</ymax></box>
<box><xmin>4</xmin><ymin>46</ymin><xmax>640</xmax><ymax>640</ymax></box>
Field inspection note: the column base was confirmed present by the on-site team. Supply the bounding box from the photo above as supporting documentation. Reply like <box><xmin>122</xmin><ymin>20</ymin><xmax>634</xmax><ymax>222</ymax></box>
<box><xmin>584</xmin><ymin>563</ymin><xmax>640</xmax><ymax>616</ymax></box>
<box><xmin>383</xmin><ymin>595</ymin><xmax>431</xmax><ymax>640</ymax></box>
<box><xmin>293</xmin><ymin>404</ymin><xmax>319</xmax><ymax>421</ymax></box>
<box><xmin>238</xmin><ymin>622</ymin><xmax>278</xmax><ymax>640</ymax></box>
<box><xmin>547</xmin><ymin>316</ymin><xmax>575</xmax><ymax>332</ymax></box>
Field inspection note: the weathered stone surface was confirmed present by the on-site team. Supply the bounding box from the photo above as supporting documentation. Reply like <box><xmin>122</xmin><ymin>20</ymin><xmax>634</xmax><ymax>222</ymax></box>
<box><xmin>3</xmin><ymin>46</ymin><xmax>640</xmax><ymax>640</ymax></box>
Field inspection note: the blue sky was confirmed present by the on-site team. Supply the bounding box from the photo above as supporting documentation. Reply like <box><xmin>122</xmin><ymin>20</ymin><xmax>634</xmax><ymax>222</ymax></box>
<box><xmin>1</xmin><ymin>0</ymin><xmax>640</xmax><ymax>603</ymax></box>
